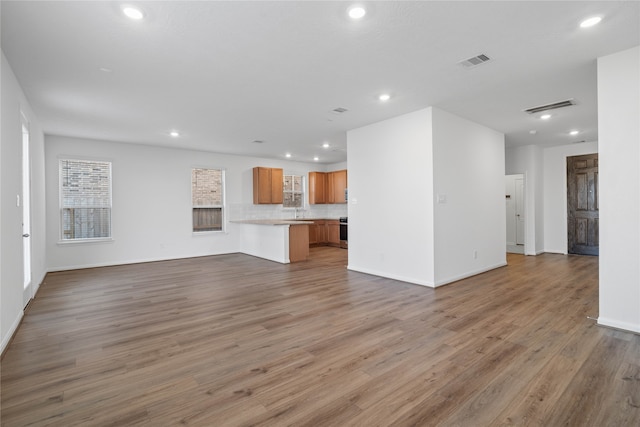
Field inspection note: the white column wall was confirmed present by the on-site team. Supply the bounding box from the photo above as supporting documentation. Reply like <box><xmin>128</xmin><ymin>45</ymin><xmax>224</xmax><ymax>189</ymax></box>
<box><xmin>347</xmin><ymin>107</ymin><xmax>506</xmax><ymax>287</ymax></box>
<box><xmin>597</xmin><ymin>46</ymin><xmax>640</xmax><ymax>333</ymax></box>
<box><xmin>432</xmin><ymin>108</ymin><xmax>506</xmax><ymax>286</ymax></box>
<box><xmin>542</xmin><ymin>141</ymin><xmax>598</xmax><ymax>254</ymax></box>
<box><xmin>1</xmin><ymin>53</ymin><xmax>47</xmax><ymax>352</ymax></box>
<box><xmin>347</xmin><ymin>108</ymin><xmax>435</xmax><ymax>286</ymax></box>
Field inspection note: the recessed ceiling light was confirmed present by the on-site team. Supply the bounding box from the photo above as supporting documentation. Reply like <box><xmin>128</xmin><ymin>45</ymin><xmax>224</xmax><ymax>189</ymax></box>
<box><xmin>169</xmin><ymin>131</ymin><xmax>180</xmax><ymax>137</ymax></box>
<box><xmin>123</xmin><ymin>6</ymin><xmax>144</xmax><ymax>20</ymax></box>
<box><xmin>313</xmin><ymin>157</ymin><xmax>319</xmax><ymax>161</ymax></box>
<box><xmin>379</xmin><ymin>93</ymin><xmax>391</xmax><ymax>102</ymax></box>
<box><xmin>348</xmin><ymin>6</ymin><xmax>366</xmax><ymax>20</ymax></box>
<box><xmin>580</xmin><ymin>16</ymin><xmax>602</xmax><ymax>28</ymax></box>
<box><xmin>540</xmin><ymin>114</ymin><xmax>552</xmax><ymax>120</ymax></box>
<box><xmin>322</xmin><ymin>143</ymin><xmax>330</xmax><ymax>149</ymax></box>
<box><xmin>285</xmin><ymin>153</ymin><xmax>292</xmax><ymax>158</ymax></box>
<box><xmin>570</xmin><ymin>130</ymin><xmax>579</xmax><ymax>136</ymax></box>
<box><xmin>529</xmin><ymin>130</ymin><xmax>537</xmax><ymax>135</ymax></box>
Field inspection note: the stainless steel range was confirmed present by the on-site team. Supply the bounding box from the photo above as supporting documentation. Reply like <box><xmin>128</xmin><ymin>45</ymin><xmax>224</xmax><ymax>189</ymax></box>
<box><xmin>339</xmin><ymin>217</ymin><xmax>348</xmax><ymax>249</ymax></box>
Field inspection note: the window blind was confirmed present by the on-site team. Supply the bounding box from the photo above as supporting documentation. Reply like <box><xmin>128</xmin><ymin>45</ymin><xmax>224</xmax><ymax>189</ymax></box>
<box><xmin>60</xmin><ymin>159</ymin><xmax>112</xmax><ymax>240</ymax></box>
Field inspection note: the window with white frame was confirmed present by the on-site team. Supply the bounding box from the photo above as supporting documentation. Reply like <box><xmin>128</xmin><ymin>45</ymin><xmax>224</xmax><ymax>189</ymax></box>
<box><xmin>60</xmin><ymin>159</ymin><xmax>112</xmax><ymax>241</ymax></box>
<box><xmin>192</xmin><ymin>168</ymin><xmax>224</xmax><ymax>232</ymax></box>
<box><xmin>283</xmin><ymin>174</ymin><xmax>304</xmax><ymax>208</ymax></box>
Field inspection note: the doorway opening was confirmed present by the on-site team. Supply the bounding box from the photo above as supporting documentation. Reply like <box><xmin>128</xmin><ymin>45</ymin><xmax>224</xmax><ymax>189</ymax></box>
<box><xmin>22</xmin><ymin>114</ymin><xmax>32</xmax><ymax>307</ymax></box>
<box><xmin>505</xmin><ymin>174</ymin><xmax>525</xmax><ymax>254</ymax></box>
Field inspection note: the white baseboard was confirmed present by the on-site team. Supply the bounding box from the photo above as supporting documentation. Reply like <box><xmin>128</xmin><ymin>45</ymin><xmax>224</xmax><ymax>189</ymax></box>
<box><xmin>1</xmin><ymin>311</ymin><xmax>24</xmax><ymax>354</ymax></box>
<box><xmin>46</xmin><ymin>251</ymin><xmax>235</xmax><ymax>272</ymax></box>
<box><xmin>347</xmin><ymin>262</ymin><xmax>508</xmax><ymax>289</ymax></box>
<box><xmin>544</xmin><ymin>249</ymin><xmax>568</xmax><ymax>255</ymax></box>
<box><xmin>597</xmin><ymin>317</ymin><xmax>640</xmax><ymax>334</ymax></box>
<box><xmin>434</xmin><ymin>262</ymin><xmax>508</xmax><ymax>287</ymax></box>
<box><xmin>347</xmin><ymin>265</ymin><xmax>435</xmax><ymax>288</ymax></box>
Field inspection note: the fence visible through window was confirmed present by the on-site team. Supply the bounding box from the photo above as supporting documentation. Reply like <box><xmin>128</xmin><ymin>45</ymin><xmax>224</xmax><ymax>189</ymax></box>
<box><xmin>60</xmin><ymin>159</ymin><xmax>112</xmax><ymax>240</ymax></box>
<box><xmin>192</xmin><ymin>168</ymin><xmax>224</xmax><ymax>232</ymax></box>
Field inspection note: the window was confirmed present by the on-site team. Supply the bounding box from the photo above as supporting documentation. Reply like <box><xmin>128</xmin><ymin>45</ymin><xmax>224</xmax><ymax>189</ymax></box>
<box><xmin>283</xmin><ymin>174</ymin><xmax>304</xmax><ymax>208</ymax></box>
<box><xmin>192</xmin><ymin>168</ymin><xmax>224</xmax><ymax>232</ymax></box>
<box><xmin>60</xmin><ymin>159</ymin><xmax>112</xmax><ymax>241</ymax></box>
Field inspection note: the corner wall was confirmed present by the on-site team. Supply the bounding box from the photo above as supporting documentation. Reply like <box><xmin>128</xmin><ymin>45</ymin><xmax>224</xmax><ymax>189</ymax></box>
<box><xmin>347</xmin><ymin>108</ymin><xmax>435</xmax><ymax>286</ymax></box>
<box><xmin>432</xmin><ymin>108</ymin><xmax>506</xmax><ymax>285</ymax></box>
<box><xmin>1</xmin><ymin>52</ymin><xmax>47</xmax><ymax>352</ymax></box>
<box><xmin>347</xmin><ymin>107</ymin><xmax>506</xmax><ymax>287</ymax></box>
<box><xmin>597</xmin><ymin>45</ymin><xmax>640</xmax><ymax>333</ymax></box>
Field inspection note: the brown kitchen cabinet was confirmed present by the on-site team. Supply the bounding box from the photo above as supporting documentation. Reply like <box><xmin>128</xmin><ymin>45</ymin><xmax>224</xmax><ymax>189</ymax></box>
<box><xmin>308</xmin><ymin>172</ymin><xmax>327</xmax><ymax>204</ymax></box>
<box><xmin>327</xmin><ymin>170</ymin><xmax>347</xmax><ymax>204</ymax></box>
<box><xmin>308</xmin><ymin>220</ymin><xmax>327</xmax><ymax>247</ymax></box>
<box><xmin>309</xmin><ymin>222</ymin><xmax>318</xmax><ymax>245</ymax></box>
<box><xmin>253</xmin><ymin>167</ymin><xmax>283</xmax><ymax>204</ymax></box>
<box><xmin>308</xmin><ymin>169</ymin><xmax>347</xmax><ymax>204</ymax></box>
<box><xmin>327</xmin><ymin>220</ymin><xmax>340</xmax><ymax>247</ymax></box>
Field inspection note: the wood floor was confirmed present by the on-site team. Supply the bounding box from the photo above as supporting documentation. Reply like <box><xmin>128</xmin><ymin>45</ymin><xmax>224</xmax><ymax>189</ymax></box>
<box><xmin>1</xmin><ymin>249</ymin><xmax>639</xmax><ymax>426</ymax></box>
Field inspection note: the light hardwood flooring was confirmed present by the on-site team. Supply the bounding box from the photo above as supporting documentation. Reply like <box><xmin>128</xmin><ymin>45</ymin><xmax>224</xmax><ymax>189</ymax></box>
<box><xmin>1</xmin><ymin>249</ymin><xmax>639</xmax><ymax>426</ymax></box>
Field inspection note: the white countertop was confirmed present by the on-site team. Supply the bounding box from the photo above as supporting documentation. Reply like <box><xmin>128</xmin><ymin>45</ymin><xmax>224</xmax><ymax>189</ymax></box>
<box><xmin>231</xmin><ymin>219</ymin><xmax>314</xmax><ymax>225</ymax></box>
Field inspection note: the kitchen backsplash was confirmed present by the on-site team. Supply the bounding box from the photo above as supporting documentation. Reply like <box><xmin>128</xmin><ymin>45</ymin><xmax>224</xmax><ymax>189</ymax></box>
<box><xmin>228</xmin><ymin>203</ymin><xmax>347</xmax><ymax>220</ymax></box>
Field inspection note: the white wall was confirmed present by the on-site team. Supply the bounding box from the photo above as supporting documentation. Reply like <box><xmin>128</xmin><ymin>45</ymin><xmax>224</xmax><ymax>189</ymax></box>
<box><xmin>347</xmin><ymin>108</ymin><xmax>435</xmax><ymax>286</ymax></box>
<box><xmin>505</xmin><ymin>144</ymin><xmax>544</xmax><ymax>255</ymax></box>
<box><xmin>432</xmin><ymin>108</ymin><xmax>506</xmax><ymax>285</ymax></box>
<box><xmin>597</xmin><ymin>45</ymin><xmax>640</xmax><ymax>334</ymax></box>
<box><xmin>543</xmin><ymin>141</ymin><xmax>598</xmax><ymax>254</ymax></box>
<box><xmin>45</xmin><ymin>135</ymin><xmax>346</xmax><ymax>271</ymax></box>
<box><xmin>1</xmin><ymin>53</ymin><xmax>47</xmax><ymax>352</ymax></box>
<box><xmin>347</xmin><ymin>107</ymin><xmax>506</xmax><ymax>287</ymax></box>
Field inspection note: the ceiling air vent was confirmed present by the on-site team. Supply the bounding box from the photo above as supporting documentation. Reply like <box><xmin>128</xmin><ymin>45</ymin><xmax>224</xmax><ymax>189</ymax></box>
<box><xmin>332</xmin><ymin>107</ymin><xmax>349</xmax><ymax>114</ymax></box>
<box><xmin>524</xmin><ymin>99</ymin><xmax>576</xmax><ymax>114</ymax></box>
<box><xmin>458</xmin><ymin>54</ymin><xmax>492</xmax><ymax>68</ymax></box>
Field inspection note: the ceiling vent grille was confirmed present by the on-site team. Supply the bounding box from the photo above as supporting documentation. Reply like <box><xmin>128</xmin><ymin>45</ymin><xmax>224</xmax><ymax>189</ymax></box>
<box><xmin>458</xmin><ymin>54</ymin><xmax>492</xmax><ymax>68</ymax></box>
<box><xmin>524</xmin><ymin>99</ymin><xmax>576</xmax><ymax>114</ymax></box>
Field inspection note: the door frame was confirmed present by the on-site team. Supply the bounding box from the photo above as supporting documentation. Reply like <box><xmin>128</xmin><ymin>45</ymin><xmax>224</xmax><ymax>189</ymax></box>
<box><xmin>506</xmin><ymin>173</ymin><xmax>526</xmax><ymax>254</ymax></box>
<box><xmin>21</xmin><ymin>112</ymin><xmax>33</xmax><ymax>307</ymax></box>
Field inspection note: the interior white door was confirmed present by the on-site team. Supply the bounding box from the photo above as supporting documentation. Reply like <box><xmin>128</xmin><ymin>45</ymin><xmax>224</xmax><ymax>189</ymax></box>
<box><xmin>22</xmin><ymin>117</ymin><xmax>32</xmax><ymax>307</ymax></box>
<box><xmin>515</xmin><ymin>177</ymin><xmax>525</xmax><ymax>245</ymax></box>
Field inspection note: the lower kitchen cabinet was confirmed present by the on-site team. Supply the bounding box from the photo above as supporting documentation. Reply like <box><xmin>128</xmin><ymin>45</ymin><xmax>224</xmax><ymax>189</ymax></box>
<box><xmin>309</xmin><ymin>220</ymin><xmax>327</xmax><ymax>247</ymax></box>
<box><xmin>327</xmin><ymin>220</ymin><xmax>340</xmax><ymax>247</ymax></box>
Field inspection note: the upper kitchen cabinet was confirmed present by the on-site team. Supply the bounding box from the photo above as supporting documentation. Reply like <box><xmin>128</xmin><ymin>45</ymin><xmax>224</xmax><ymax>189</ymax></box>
<box><xmin>253</xmin><ymin>167</ymin><xmax>283</xmax><ymax>204</ymax></box>
<box><xmin>308</xmin><ymin>170</ymin><xmax>347</xmax><ymax>204</ymax></box>
<box><xmin>308</xmin><ymin>172</ymin><xmax>327</xmax><ymax>204</ymax></box>
<box><xmin>328</xmin><ymin>169</ymin><xmax>347</xmax><ymax>204</ymax></box>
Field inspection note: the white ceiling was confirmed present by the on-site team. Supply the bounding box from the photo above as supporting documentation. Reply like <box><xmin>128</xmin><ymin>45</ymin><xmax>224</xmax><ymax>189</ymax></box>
<box><xmin>2</xmin><ymin>1</ymin><xmax>639</xmax><ymax>164</ymax></box>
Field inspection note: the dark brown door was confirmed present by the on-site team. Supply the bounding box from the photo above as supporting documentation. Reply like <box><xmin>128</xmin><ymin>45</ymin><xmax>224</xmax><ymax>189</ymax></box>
<box><xmin>567</xmin><ymin>154</ymin><xmax>599</xmax><ymax>255</ymax></box>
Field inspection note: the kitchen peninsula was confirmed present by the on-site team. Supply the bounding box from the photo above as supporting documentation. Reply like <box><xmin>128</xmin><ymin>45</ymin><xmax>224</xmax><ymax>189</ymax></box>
<box><xmin>231</xmin><ymin>220</ymin><xmax>312</xmax><ymax>264</ymax></box>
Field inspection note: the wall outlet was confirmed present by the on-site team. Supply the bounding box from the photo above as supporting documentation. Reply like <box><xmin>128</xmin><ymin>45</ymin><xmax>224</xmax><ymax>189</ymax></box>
<box><xmin>473</xmin><ymin>250</ymin><xmax>478</xmax><ymax>259</ymax></box>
